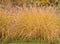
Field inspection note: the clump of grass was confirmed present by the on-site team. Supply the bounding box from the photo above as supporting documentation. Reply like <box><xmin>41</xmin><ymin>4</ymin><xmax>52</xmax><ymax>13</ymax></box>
<box><xmin>0</xmin><ymin>6</ymin><xmax>60</xmax><ymax>42</ymax></box>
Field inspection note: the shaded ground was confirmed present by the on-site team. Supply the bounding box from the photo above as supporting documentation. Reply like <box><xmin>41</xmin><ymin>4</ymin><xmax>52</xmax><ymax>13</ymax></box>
<box><xmin>0</xmin><ymin>38</ymin><xmax>60</xmax><ymax>44</ymax></box>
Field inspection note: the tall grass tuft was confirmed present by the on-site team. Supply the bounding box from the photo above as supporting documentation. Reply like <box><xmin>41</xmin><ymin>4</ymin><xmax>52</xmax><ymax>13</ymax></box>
<box><xmin>0</xmin><ymin>6</ymin><xmax>60</xmax><ymax>42</ymax></box>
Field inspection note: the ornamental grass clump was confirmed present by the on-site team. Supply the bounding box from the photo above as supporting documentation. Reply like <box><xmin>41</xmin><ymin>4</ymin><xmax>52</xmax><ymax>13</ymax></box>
<box><xmin>0</xmin><ymin>6</ymin><xmax>60</xmax><ymax>42</ymax></box>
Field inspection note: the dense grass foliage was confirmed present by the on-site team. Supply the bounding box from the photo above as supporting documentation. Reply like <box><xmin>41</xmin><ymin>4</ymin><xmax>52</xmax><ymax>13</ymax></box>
<box><xmin>0</xmin><ymin>0</ymin><xmax>60</xmax><ymax>44</ymax></box>
<box><xmin>0</xmin><ymin>6</ymin><xmax>60</xmax><ymax>43</ymax></box>
<box><xmin>0</xmin><ymin>0</ymin><xmax>59</xmax><ymax>6</ymax></box>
